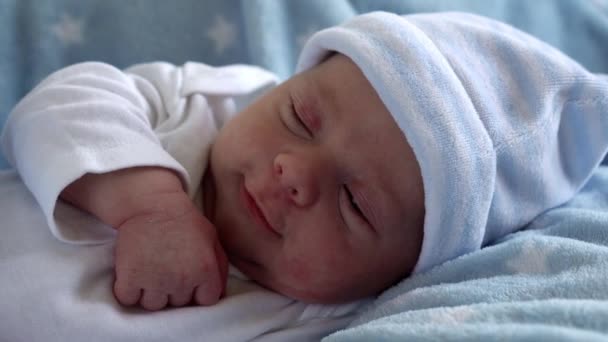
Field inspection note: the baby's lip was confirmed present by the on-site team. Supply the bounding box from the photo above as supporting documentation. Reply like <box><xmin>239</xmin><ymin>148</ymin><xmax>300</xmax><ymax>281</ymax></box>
<box><xmin>242</xmin><ymin>183</ymin><xmax>282</xmax><ymax>237</ymax></box>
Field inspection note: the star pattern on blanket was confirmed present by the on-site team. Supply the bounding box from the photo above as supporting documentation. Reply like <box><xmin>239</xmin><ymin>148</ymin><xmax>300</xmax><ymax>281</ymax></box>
<box><xmin>207</xmin><ymin>15</ymin><xmax>237</xmax><ymax>55</ymax></box>
<box><xmin>505</xmin><ymin>239</ymin><xmax>552</xmax><ymax>274</ymax></box>
<box><xmin>591</xmin><ymin>0</ymin><xmax>608</xmax><ymax>10</ymax></box>
<box><xmin>51</xmin><ymin>13</ymin><xmax>84</xmax><ymax>46</ymax></box>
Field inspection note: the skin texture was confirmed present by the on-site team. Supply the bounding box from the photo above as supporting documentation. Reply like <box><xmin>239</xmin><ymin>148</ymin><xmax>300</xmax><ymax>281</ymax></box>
<box><xmin>60</xmin><ymin>53</ymin><xmax>425</xmax><ymax>310</ymax></box>
<box><xmin>61</xmin><ymin>167</ymin><xmax>228</xmax><ymax>311</ymax></box>
<box><xmin>207</xmin><ymin>54</ymin><xmax>425</xmax><ymax>303</ymax></box>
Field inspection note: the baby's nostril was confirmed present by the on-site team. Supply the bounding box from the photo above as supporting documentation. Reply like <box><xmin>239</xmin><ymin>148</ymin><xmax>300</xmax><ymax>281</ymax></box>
<box><xmin>275</xmin><ymin>164</ymin><xmax>283</xmax><ymax>175</ymax></box>
<box><xmin>290</xmin><ymin>188</ymin><xmax>298</xmax><ymax>196</ymax></box>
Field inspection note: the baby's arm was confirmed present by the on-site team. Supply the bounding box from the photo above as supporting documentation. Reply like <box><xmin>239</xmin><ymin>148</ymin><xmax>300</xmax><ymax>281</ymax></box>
<box><xmin>60</xmin><ymin>167</ymin><xmax>183</xmax><ymax>229</ymax></box>
<box><xmin>61</xmin><ymin>167</ymin><xmax>228</xmax><ymax>310</ymax></box>
<box><xmin>1</xmin><ymin>62</ymin><xmax>228</xmax><ymax>310</ymax></box>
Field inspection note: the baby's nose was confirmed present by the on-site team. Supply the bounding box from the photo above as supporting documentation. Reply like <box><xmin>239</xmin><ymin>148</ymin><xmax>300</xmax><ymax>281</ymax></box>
<box><xmin>273</xmin><ymin>153</ymin><xmax>321</xmax><ymax>207</ymax></box>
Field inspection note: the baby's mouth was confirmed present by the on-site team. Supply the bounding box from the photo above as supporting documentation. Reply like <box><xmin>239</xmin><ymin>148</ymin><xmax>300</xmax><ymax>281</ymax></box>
<box><xmin>242</xmin><ymin>183</ymin><xmax>282</xmax><ymax>237</ymax></box>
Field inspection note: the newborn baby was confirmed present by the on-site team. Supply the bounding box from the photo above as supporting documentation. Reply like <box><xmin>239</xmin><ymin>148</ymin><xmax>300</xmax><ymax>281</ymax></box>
<box><xmin>4</xmin><ymin>11</ymin><xmax>607</xmax><ymax>312</ymax></box>
<box><xmin>59</xmin><ymin>52</ymin><xmax>425</xmax><ymax>309</ymax></box>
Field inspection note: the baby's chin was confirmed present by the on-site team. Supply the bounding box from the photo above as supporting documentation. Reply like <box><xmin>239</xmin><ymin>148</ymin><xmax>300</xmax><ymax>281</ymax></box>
<box><xmin>248</xmin><ymin>270</ymin><xmax>377</xmax><ymax>304</ymax></box>
<box><xmin>227</xmin><ymin>250</ymin><xmax>382</xmax><ymax>303</ymax></box>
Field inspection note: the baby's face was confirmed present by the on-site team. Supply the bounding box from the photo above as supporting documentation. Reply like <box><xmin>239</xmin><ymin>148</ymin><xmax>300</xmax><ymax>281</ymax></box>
<box><xmin>206</xmin><ymin>54</ymin><xmax>425</xmax><ymax>303</ymax></box>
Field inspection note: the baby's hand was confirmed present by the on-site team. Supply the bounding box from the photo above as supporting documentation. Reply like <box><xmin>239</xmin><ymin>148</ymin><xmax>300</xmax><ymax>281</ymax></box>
<box><xmin>112</xmin><ymin>193</ymin><xmax>228</xmax><ymax>311</ymax></box>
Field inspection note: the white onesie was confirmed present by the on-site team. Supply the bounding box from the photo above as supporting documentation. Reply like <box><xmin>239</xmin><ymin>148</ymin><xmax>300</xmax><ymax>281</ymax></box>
<box><xmin>0</xmin><ymin>62</ymin><xmax>369</xmax><ymax>341</ymax></box>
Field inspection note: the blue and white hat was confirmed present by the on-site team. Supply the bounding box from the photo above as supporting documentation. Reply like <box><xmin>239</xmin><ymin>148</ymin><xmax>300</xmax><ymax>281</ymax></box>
<box><xmin>297</xmin><ymin>12</ymin><xmax>608</xmax><ymax>273</ymax></box>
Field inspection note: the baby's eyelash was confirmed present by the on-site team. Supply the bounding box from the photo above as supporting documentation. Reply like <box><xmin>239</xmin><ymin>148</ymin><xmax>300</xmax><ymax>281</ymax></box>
<box><xmin>291</xmin><ymin>102</ymin><xmax>313</xmax><ymax>137</ymax></box>
<box><xmin>344</xmin><ymin>186</ymin><xmax>366</xmax><ymax>220</ymax></box>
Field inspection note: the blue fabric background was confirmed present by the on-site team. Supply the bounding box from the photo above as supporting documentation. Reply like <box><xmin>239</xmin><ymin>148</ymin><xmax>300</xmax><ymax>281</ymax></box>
<box><xmin>2</xmin><ymin>2</ymin><xmax>608</xmax><ymax>339</ymax></box>
<box><xmin>1</xmin><ymin>0</ymin><xmax>608</xmax><ymax>168</ymax></box>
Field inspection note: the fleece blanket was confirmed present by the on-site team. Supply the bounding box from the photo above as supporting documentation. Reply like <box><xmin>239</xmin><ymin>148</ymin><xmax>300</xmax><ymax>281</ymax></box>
<box><xmin>325</xmin><ymin>166</ymin><xmax>608</xmax><ymax>341</ymax></box>
<box><xmin>2</xmin><ymin>1</ymin><xmax>608</xmax><ymax>341</ymax></box>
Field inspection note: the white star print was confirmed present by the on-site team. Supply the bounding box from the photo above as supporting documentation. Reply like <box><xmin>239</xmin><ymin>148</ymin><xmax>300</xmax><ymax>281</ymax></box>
<box><xmin>296</xmin><ymin>26</ymin><xmax>319</xmax><ymax>50</ymax></box>
<box><xmin>592</xmin><ymin>0</ymin><xmax>608</xmax><ymax>10</ymax></box>
<box><xmin>506</xmin><ymin>240</ymin><xmax>552</xmax><ymax>274</ymax></box>
<box><xmin>51</xmin><ymin>14</ymin><xmax>84</xmax><ymax>46</ymax></box>
<box><xmin>206</xmin><ymin>15</ymin><xmax>237</xmax><ymax>55</ymax></box>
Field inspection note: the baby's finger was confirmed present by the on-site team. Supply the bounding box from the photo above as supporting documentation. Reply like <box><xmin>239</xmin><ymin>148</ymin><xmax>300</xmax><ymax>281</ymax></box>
<box><xmin>139</xmin><ymin>289</ymin><xmax>169</xmax><ymax>311</ymax></box>
<box><xmin>169</xmin><ymin>289</ymin><xmax>193</xmax><ymax>307</ymax></box>
<box><xmin>193</xmin><ymin>262</ymin><xmax>223</xmax><ymax>306</ymax></box>
<box><xmin>192</xmin><ymin>240</ymin><xmax>225</xmax><ymax>306</ymax></box>
<box><xmin>113</xmin><ymin>279</ymin><xmax>142</xmax><ymax>306</ymax></box>
<box><xmin>194</xmin><ymin>283</ymin><xmax>220</xmax><ymax>306</ymax></box>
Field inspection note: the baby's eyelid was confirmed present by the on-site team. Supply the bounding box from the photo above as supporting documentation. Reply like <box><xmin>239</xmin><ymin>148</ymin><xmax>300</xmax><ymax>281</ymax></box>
<box><xmin>280</xmin><ymin>100</ymin><xmax>313</xmax><ymax>140</ymax></box>
<box><xmin>345</xmin><ymin>186</ymin><xmax>367</xmax><ymax>221</ymax></box>
<box><xmin>290</xmin><ymin>102</ymin><xmax>314</xmax><ymax>138</ymax></box>
<box><xmin>340</xmin><ymin>186</ymin><xmax>373</xmax><ymax>233</ymax></box>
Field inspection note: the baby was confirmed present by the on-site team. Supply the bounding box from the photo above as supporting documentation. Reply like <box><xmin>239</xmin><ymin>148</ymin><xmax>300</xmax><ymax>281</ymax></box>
<box><xmin>3</xmin><ymin>11</ymin><xmax>608</xmax><ymax>313</ymax></box>
<box><xmin>59</xmin><ymin>52</ymin><xmax>425</xmax><ymax>310</ymax></box>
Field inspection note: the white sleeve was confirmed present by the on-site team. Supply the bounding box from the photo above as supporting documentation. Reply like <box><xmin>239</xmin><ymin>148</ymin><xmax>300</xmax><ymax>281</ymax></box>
<box><xmin>0</xmin><ymin>61</ymin><xmax>278</xmax><ymax>244</ymax></box>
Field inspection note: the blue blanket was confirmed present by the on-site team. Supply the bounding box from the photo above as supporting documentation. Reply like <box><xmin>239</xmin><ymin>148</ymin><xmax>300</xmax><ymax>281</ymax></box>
<box><xmin>325</xmin><ymin>166</ymin><xmax>608</xmax><ymax>341</ymax></box>
<box><xmin>2</xmin><ymin>1</ymin><xmax>608</xmax><ymax>340</ymax></box>
<box><xmin>2</xmin><ymin>0</ymin><xmax>608</xmax><ymax>169</ymax></box>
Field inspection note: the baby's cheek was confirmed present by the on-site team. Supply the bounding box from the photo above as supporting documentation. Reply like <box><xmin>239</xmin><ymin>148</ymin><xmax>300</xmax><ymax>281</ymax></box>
<box><xmin>277</xmin><ymin>253</ymin><xmax>334</xmax><ymax>300</ymax></box>
<box><xmin>284</xmin><ymin>254</ymin><xmax>313</xmax><ymax>285</ymax></box>
<box><xmin>281</xmin><ymin>249</ymin><xmax>345</xmax><ymax>295</ymax></box>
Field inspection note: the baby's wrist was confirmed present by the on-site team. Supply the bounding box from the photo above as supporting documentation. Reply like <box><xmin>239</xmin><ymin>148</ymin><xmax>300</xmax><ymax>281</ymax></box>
<box><xmin>117</xmin><ymin>191</ymin><xmax>197</xmax><ymax>229</ymax></box>
<box><xmin>60</xmin><ymin>166</ymin><xmax>187</xmax><ymax>228</ymax></box>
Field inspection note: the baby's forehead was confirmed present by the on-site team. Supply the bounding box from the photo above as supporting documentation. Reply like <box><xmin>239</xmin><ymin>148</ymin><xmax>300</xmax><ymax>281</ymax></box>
<box><xmin>305</xmin><ymin>54</ymin><xmax>382</xmax><ymax>111</ymax></box>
